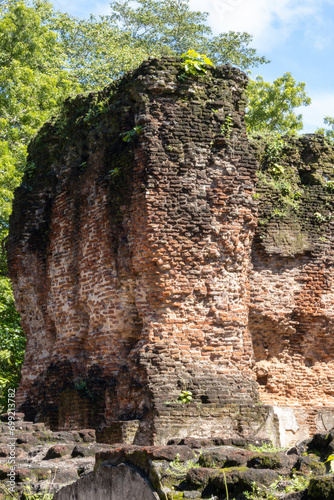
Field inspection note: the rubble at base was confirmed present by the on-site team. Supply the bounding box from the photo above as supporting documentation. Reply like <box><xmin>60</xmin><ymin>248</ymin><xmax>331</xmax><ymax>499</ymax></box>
<box><xmin>2</xmin><ymin>414</ymin><xmax>334</xmax><ymax>499</ymax></box>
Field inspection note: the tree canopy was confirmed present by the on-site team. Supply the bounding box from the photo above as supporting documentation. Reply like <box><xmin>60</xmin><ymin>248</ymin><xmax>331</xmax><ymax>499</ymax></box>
<box><xmin>245</xmin><ymin>73</ymin><xmax>311</xmax><ymax>135</ymax></box>
<box><xmin>317</xmin><ymin>116</ymin><xmax>334</xmax><ymax>142</ymax></box>
<box><xmin>0</xmin><ymin>2</ymin><xmax>79</xmax><ymax>222</ymax></box>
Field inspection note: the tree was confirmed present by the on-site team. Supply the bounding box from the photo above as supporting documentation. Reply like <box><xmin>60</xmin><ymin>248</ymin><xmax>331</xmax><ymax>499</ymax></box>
<box><xmin>30</xmin><ymin>0</ymin><xmax>268</xmax><ymax>91</ymax></box>
<box><xmin>0</xmin><ymin>1</ymin><xmax>80</xmax><ymax>229</ymax></box>
<box><xmin>109</xmin><ymin>0</ymin><xmax>211</xmax><ymax>55</ymax></box>
<box><xmin>0</xmin><ymin>0</ymin><xmax>80</xmax><ymax>245</ymax></box>
<box><xmin>0</xmin><ymin>276</ymin><xmax>25</xmax><ymax>410</ymax></box>
<box><xmin>245</xmin><ymin>73</ymin><xmax>311</xmax><ymax>135</ymax></box>
<box><xmin>33</xmin><ymin>0</ymin><xmax>149</xmax><ymax>89</ymax></box>
<box><xmin>0</xmin><ymin>2</ymin><xmax>79</xmax><ymax>156</ymax></box>
<box><xmin>108</xmin><ymin>0</ymin><xmax>269</xmax><ymax>70</ymax></box>
<box><xmin>206</xmin><ymin>31</ymin><xmax>269</xmax><ymax>69</ymax></box>
<box><xmin>0</xmin><ymin>1</ymin><xmax>81</xmax><ymax>237</ymax></box>
<box><xmin>317</xmin><ymin>116</ymin><xmax>334</xmax><ymax>142</ymax></box>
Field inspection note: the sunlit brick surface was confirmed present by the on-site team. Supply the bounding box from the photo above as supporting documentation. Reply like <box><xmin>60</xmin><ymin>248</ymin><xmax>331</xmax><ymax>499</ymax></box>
<box><xmin>8</xmin><ymin>58</ymin><xmax>334</xmax><ymax>441</ymax></box>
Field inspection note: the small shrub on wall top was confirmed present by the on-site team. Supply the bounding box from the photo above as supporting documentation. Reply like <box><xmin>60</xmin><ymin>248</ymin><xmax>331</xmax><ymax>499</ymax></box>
<box><xmin>180</xmin><ymin>50</ymin><xmax>213</xmax><ymax>75</ymax></box>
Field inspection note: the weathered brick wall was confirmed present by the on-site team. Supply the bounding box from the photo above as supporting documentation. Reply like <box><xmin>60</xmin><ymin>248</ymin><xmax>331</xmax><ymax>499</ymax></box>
<box><xmin>250</xmin><ymin>135</ymin><xmax>334</xmax><ymax>431</ymax></box>
<box><xmin>7</xmin><ymin>58</ymin><xmax>334</xmax><ymax>443</ymax></box>
<box><xmin>8</xmin><ymin>58</ymin><xmax>260</xmax><ymax>439</ymax></box>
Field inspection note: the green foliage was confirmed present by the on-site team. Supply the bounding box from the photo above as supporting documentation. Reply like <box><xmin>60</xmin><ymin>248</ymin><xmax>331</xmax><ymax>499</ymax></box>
<box><xmin>0</xmin><ymin>475</ymin><xmax>54</xmax><ymax>498</ymax></box>
<box><xmin>109</xmin><ymin>167</ymin><xmax>121</xmax><ymax>177</ymax></box>
<box><xmin>324</xmin><ymin>117</ymin><xmax>334</xmax><ymax>141</ymax></box>
<box><xmin>0</xmin><ymin>143</ymin><xmax>23</xmax><ymax>239</ymax></box>
<box><xmin>256</xmin><ymin>170</ymin><xmax>302</xmax><ymax>213</ymax></box>
<box><xmin>253</xmin><ymin>134</ymin><xmax>308</xmax><ymax>222</ymax></box>
<box><xmin>177</xmin><ymin>389</ymin><xmax>193</xmax><ymax>403</ymax></box>
<box><xmin>0</xmin><ymin>275</ymin><xmax>25</xmax><ymax>410</ymax></box>
<box><xmin>220</xmin><ymin>115</ymin><xmax>234</xmax><ymax>138</ymax></box>
<box><xmin>72</xmin><ymin>377</ymin><xmax>93</xmax><ymax>399</ymax></box>
<box><xmin>22</xmin><ymin>480</ymin><xmax>54</xmax><ymax>499</ymax></box>
<box><xmin>22</xmin><ymin>490</ymin><xmax>54</xmax><ymax>500</ymax></box>
<box><xmin>83</xmin><ymin>99</ymin><xmax>110</xmax><ymax>122</ymax></box>
<box><xmin>247</xmin><ymin>442</ymin><xmax>285</xmax><ymax>453</ymax></box>
<box><xmin>264</xmin><ymin>137</ymin><xmax>285</xmax><ymax>166</ymax></box>
<box><xmin>109</xmin><ymin>0</ymin><xmax>210</xmax><ymax>56</ymax></box>
<box><xmin>285</xmin><ymin>474</ymin><xmax>310</xmax><ymax>493</ymax></box>
<box><xmin>167</xmin><ymin>453</ymin><xmax>199</xmax><ymax>477</ymax></box>
<box><xmin>0</xmin><ymin>2</ymin><xmax>78</xmax><ymax>152</ymax></box>
<box><xmin>34</xmin><ymin>0</ymin><xmax>148</xmax><ymax>90</ymax></box>
<box><xmin>0</xmin><ymin>0</ymin><xmax>80</xmax><ymax>243</ymax></box>
<box><xmin>269</xmin><ymin>164</ymin><xmax>285</xmax><ymax>176</ymax></box>
<box><xmin>246</xmin><ymin>73</ymin><xmax>311</xmax><ymax>134</ymax></box>
<box><xmin>206</xmin><ymin>31</ymin><xmax>269</xmax><ymax>69</ymax></box>
<box><xmin>108</xmin><ymin>0</ymin><xmax>268</xmax><ymax>69</ymax></box>
<box><xmin>120</xmin><ymin>125</ymin><xmax>143</xmax><ymax>143</ymax></box>
<box><xmin>180</xmin><ymin>49</ymin><xmax>213</xmax><ymax>75</ymax></box>
<box><xmin>314</xmin><ymin>212</ymin><xmax>327</xmax><ymax>223</ymax></box>
<box><xmin>324</xmin><ymin>454</ymin><xmax>334</xmax><ymax>472</ymax></box>
<box><xmin>316</xmin><ymin>116</ymin><xmax>334</xmax><ymax>142</ymax></box>
<box><xmin>244</xmin><ymin>481</ymin><xmax>277</xmax><ymax>500</ymax></box>
<box><xmin>325</xmin><ymin>180</ymin><xmax>334</xmax><ymax>191</ymax></box>
<box><xmin>244</xmin><ymin>474</ymin><xmax>309</xmax><ymax>500</ymax></box>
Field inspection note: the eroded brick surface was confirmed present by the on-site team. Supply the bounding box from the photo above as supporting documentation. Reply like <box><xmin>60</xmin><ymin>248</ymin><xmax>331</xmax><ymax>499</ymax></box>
<box><xmin>7</xmin><ymin>57</ymin><xmax>334</xmax><ymax>442</ymax></box>
<box><xmin>250</xmin><ymin>136</ymin><xmax>334</xmax><ymax>433</ymax></box>
<box><xmin>8</xmin><ymin>58</ymin><xmax>260</xmax><ymax>438</ymax></box>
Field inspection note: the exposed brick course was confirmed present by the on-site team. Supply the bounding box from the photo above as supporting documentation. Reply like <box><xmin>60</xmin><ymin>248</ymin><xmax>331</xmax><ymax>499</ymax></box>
<box><xmin>7</xmin><ymin>58</ymin><xmax>334</xmax><ymax>444</ymax></box>
<box><xmin>250</xmin><ymin>135</ymin><xmax>334</xmax><ymax>433</ymax></box>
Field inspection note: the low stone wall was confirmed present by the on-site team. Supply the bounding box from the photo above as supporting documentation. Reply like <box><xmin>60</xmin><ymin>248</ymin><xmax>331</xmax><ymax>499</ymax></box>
<box><xmin>0</xmin><ymin>414</ymin><xmax>110</xmax><ymax>498</ymax></box>
<box><xmin>2</xmin><ymin>413</ymin><xmax>334</xmax><ymax>499</ymax></box>
<box><xmin>56</xmin><ymin>429</ymin><xmax>334</xmax><ymax>500</ymax></box>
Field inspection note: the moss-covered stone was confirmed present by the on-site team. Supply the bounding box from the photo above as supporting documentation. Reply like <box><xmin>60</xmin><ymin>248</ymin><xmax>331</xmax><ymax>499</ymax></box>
<box><xmin>308</xmin><ymin>475</ymin><xmax>334</xmax><ymax>499</ymax></box>
<box><xmin>247</xmin><ymin>452</ymin><xmax>283</xmax><ymax>470</ymax></box>
<box><xmin>295</xmin><ymin>455</ymin><xmax>326</xmax><ymax>475</ymax></box>
<box><xmin>198</xmin><ymin>447</ymin><xmax>255</xmax><ymax>468</ymax></box>
<box><xmin>211</xmin><ymin>466</ymin><xmax>280</xmax><ymax>497</ymax></box>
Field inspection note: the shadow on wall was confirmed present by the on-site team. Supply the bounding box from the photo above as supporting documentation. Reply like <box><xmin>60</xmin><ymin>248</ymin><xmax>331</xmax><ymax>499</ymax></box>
<box><xmin>54</xmin><ymin>463</ymin><xmax>159</xmax><ymax>500</ymax></box>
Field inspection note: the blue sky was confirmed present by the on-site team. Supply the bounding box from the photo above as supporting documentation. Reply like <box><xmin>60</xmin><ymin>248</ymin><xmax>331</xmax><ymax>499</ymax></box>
<box><xmin>51</xmin><ymin>0</ymin><xmax>334</xmax><ymax>133</ymax></box>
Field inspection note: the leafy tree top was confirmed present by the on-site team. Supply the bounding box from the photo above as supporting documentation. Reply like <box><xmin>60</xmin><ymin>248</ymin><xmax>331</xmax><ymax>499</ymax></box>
<box><xmin>246</xmin><ymin>73</ymin><xmax>311</xmax><ymax>135</ymax></box>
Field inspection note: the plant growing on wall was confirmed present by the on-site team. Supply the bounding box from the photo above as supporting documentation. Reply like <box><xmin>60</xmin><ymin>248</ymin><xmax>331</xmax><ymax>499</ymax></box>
<box><xmin>220</xmin><ymin>115</ymin><xmax>234</xmax><ymax>138</ymax></box>
<box><xmin>180</xmin><ymin>49</ymin><xmax>213</xmax><ymax>75</ymax></box>
<box><xmin>120</xmin><ymin>125</ymin><xmax>143</xmax><ymax>142</ymax></box>
<box><xmin>177</xmin><ymin>389</ymin><xmax>193</xmax><ymax>403</ymax></box>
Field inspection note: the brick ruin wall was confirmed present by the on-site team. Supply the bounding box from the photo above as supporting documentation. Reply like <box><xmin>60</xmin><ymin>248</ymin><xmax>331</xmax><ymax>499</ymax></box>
<box><xmin>7</xmin><ymin>57</ymin><xmax>334</xmax><ymax>444</ymax></box>
<box><xmin>250</xmin><ymin>134</ymin><xmax>334</xmax><ymax>437</ymax></box>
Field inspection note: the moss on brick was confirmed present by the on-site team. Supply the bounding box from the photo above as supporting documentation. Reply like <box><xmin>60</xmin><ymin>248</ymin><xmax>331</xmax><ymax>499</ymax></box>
<box><xmin>250</xmin><ymin>133</ymin><xmax>334</xmax><ymax>256</ymax></box>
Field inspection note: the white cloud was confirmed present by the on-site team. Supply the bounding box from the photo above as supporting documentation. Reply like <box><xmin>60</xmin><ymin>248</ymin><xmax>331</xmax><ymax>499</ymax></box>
<box><xmin>189</xmin><ymin>0</ymin><xmax>330</xmax><ymax>50</ymax></box>
<box><xmin>90</xmin><ymin>2</ymin><xmax>111</xmax><ymax>17</ymax></box>
<box><xmin>299</xmin><ymin>92</ymin><xmax>334</xmax><ymax>133</ymax></box>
